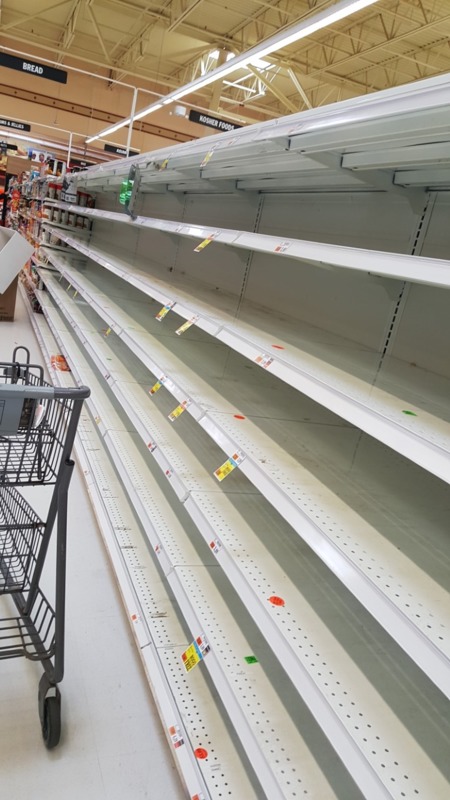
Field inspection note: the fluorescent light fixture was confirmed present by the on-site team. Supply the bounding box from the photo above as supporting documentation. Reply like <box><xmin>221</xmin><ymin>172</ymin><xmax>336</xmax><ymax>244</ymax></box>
<box><xmin>134</xmin><ymin>103</ymin><xmax>163</xmax><ymax>120</ymax></box>
<box><xmin>86</xmin><ymin>118</ymin><xmax>131</xmax><ymax>143</ymax></box>
<box><xmin>249</xmin><ymin>57</ymin><xmax>273</xmax><ymax>69</ymax></box>
<box><xmin>86</xmin><ymin>0</ymin><xmax>380</xmax><ymax>145</ymax></box>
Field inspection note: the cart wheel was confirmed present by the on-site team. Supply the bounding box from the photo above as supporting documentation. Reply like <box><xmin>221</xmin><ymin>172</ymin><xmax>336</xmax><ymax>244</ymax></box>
<box><xmin>41</xmin><ymin>696</ymin><xmax>61</xmax><ymax>749</ymax></box>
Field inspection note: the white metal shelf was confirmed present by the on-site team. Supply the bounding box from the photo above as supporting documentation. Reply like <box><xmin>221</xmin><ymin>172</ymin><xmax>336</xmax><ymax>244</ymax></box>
<box><xmin>36</xmin><ymin>257</ymin><xmax>450</xmax><ymax>703</ymax></box>
<box><xmin>35</xmin><ymin>287</ymin><xmax>344</xmax><ymax>800</ymax></box>
<box><xmin>25</xmin><ymin>285</ymin><xmax>261</xmax><ymax>800</ymax></box>
<box><xmin>73</xmin><ymin>73</ymin><xmax>450</xmax><ymax>194</ymax></box>
<box><xmin>44</xmin><ymin>232</ymin><xmax>450</xmax><ymax>487</ymax></box>
<box><xmin>47</xmin><ymin>205</ymin><xmax>450</xmax><ymax>289</ymax></box>
<box><xmin>34</xmin><ymin>273</ymin><xmax>450</xmax><ymax>799</ymax></box>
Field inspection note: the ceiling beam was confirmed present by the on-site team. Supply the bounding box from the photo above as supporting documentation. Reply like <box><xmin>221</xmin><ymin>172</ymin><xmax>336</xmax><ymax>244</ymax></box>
<box><xmin>55</xmin><ymin>0</ymin><xmax>82</xmax><ymax>64</ymax></box>
<box><xmin>247</xmin><ymin>65</ymin><xmax>298</xmax><ymax>113</ymax></box>
<box><xmin>85</xmin><ymin>0</ymin><xmax>111</xmax><ymax>63</ymax></box>
<box><xmin>287</xmin><ymin>67</ymin><xmax>312</xmax><ymax>108</ymax></box>
<box><xmin>168</xmin><ymin>0</ymin><xmax>204</xmax><ymax>33</ymax></box>
<box><xmin>0</xmin><ymin>0</ymin><xmax>71</xmax><ymax>32</ymax></box>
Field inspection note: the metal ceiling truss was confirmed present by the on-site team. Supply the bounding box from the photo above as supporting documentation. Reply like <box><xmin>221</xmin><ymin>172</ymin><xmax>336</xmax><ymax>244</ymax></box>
<box><xmin>0</xmin><ymin>0</ymin><xmax>450</xmax><ymax>125</ymax></box>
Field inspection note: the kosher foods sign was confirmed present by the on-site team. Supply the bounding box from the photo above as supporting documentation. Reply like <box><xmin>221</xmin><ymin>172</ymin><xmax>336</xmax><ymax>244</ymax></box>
<box><xmin>188</xmin><ymin>109</ymin><xmax>242</xmax><ymax>132</ymax></box>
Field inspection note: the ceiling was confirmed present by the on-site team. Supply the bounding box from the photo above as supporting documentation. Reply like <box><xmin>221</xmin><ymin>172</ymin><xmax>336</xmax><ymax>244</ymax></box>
<box><xmin>1</xmin><ymin>0</ymin><xmax>450</xmax><ymax>127</ymax></box>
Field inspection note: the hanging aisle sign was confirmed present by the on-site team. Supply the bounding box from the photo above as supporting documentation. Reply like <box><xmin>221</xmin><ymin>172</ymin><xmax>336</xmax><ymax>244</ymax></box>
<box><xmin>0</xmin><ymin>118</ymin><xmax>31</xmax><ymax>132</ymax></box>
<box><xmin>104</xmin><ymin>144</ymin><xmax>140</xmax><ymax>157</ymax></box>
<box><xmin>188</xmin><ymin>109</ymin><xmax>242</xmax><ymax>132</ymax></box>
<box><xmin>0</xmin><ymin>53</ymin><xmax>67</xmax><ymax>84</ymax></box>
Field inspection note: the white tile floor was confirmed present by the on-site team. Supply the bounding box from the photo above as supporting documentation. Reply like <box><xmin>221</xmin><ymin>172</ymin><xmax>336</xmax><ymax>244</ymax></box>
<box><xmin>0</xmin><ymin>293</ymin><xmax>186</xmax><ymax>800</ymax></box>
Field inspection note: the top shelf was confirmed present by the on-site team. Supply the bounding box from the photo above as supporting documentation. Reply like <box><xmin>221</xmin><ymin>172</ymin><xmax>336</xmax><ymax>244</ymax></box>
<box><xmin>74</xmin><ymin>73</ymin><xmax>450</xmax><ymax>194</ymax></box>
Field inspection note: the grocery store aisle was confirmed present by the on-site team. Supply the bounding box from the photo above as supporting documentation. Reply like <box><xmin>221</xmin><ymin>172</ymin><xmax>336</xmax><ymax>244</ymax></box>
<box><xmin>0</xmin><ymin>292</ymin><xmax>186</xmax><ymax>800</ymax></box>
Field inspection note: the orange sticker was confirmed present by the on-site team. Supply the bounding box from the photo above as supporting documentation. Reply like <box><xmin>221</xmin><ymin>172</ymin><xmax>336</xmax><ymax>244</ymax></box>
<box><xmin>268</xmin><ymin>595</ymin><xmax>285</xmax><ymax>607</ymax></box>
<box><xmin>234</xmin><ymin>414</ymin><xmax>245</xmax><ymax>420</ymax></box>
<box><xmin>194</xmin><ymin>748</ymin><xmax>208</xmax><ymax>760</ymax></box>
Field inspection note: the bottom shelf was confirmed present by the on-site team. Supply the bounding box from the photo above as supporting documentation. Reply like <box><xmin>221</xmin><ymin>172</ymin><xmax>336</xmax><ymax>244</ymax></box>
<box><xmin>29</xmin><ymin>281</ymin><xmax>450</xmax><ymax>800</ymax></box>
<box><xmin>21</xmin><ymin>285</ymin><xmax>262</xmax><ymax>800</ymax></box>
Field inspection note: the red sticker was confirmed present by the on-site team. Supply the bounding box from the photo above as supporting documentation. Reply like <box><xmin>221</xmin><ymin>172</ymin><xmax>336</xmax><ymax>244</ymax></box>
<box><xmin>268</xmin><ymin>595</ymin><xmax>285</xmax><ymax>607</ymax></box>
<box><xmin>195</xmin><ymin>747</ymin><xmax>208</xmax><ymax>760</ymax></box>
<box><xmin>272</xmin><ymin>344</ymin><xmax>285</xmax><ymax>350</ymax></box>
<box><xmin>234</xmin><ymin>414</ymin><xmax>246</xmax><ymax>420</ymax></box>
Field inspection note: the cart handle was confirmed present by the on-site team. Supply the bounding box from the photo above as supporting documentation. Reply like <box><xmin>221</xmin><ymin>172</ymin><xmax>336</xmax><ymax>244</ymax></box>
<box><xmin>0</xmin><ymin>385</ymin><xmax>90</xmax><ymax>400</ymax></box>
<box><xmin>12</xmin><ymin>346</ymin><xmax>31</xmax><ymax>364</ymax></box>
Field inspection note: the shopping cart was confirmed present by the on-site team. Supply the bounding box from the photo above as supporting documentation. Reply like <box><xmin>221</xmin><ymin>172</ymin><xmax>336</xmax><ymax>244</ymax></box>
<box><xmin>0</xmin><ymin>346</ymin><xmax>90</xmax><ymax>748</ymax></box>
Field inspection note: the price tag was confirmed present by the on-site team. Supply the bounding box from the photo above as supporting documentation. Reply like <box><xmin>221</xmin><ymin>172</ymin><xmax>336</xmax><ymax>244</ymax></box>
<box><xmin>73</xmin><ymin>290</ymin><xmax>78</xmax><ymax>299</ymax></box>
<box><xmin>66</xmin><ymin>283</ymin><xmax>72</xmax><ymax>292</ymax></box>
<box><xmin>255</xmin><ymin>353</ymin><xmax>273</xmax><ymax>369</ymax></box>
<box><xmin>175</xmin><ymin>315</ymin><xmax>199</xmax><ymax>335</ymax></box>
<box><xmin>214</xmin><ymin>450</ymin><xmax>245</xmax><ymax>481</ymax></box>
<box><xmin>158</xmin><ymin>158</ymin><xmax>169</xmax><ymax>171</ymax></box>
<box><xmin>104</xmin><ymin>327</ymin><xmax>112</xmax><ymax>337</ymax></box>
<box><xmin>181</xmin><ymin>635</ymin><xmax>210</xmax><ymax>673</ymax></box>
<box><xmin>149</xmin><ymin>380</ymin><xmax>163</xmax><ymax>395</ymax></box>
<box><xmin>168</xmin><ymin>400</ymin><xmax>190</xmax><ymax>421</ymax></box>
<box><xmin>274</xmin><ymin>241</ymin><xmax>291</xmax><ymax>253</ymax></box>
<box><xmin>194</xmin><ymin>237</ymin><xmax>214</xmax><ymax>253</ymax></box>
<box><xmin>209</xmin><ymin>538</ymin><xmax>222</xmax><ymax>555</ymax></box>
<box><xmin>147</xmin><ymin>441</ymin><xmax>157</xmax><ymax>452</ymax></box>
<box><xmin>155</xmin><ymin>301</ymin><xmax>175</xmax><ymax>321</ymax></box>
<box><xmin>200</xmin><ymin>148</ymin><xmax>215</xmax><ymax>167</ymax></box>
<box><xmin>168</xmin><ymin>724</ymin><xmax>184</xmax><ymax>749</ymax></box>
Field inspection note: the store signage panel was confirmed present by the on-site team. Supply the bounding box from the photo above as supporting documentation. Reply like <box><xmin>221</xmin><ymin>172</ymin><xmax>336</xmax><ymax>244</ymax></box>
<box><xmin>0</xmin><ymin>53</ymin><xmax>67</xmax><ymax>84</ymax></box>
<box><xmin>0</xmin><ymin>118</ymin><xmax>30</xmax><ymax>132</ymax></box>
<box><xmin>188</xmin><ymin>109</ymin><xmax>242</xmax><ymax>132</ymax></box>
<box><xmin>104</xmin><ymin>144</ymin><xmax>140</xmax><ymax>157</ymax></box>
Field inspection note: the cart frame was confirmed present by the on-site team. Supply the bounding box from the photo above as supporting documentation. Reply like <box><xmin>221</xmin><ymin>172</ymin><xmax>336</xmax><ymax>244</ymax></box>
<box><xmin>0</xmin><ymin>346</ymin><xmax>89</xmax><ymax>747</ymax></box>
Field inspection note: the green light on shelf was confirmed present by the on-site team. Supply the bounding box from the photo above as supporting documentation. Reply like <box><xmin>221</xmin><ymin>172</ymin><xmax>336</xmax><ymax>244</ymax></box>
<box><xmin>402</xmin><ymin>410</ymin><xmax>417</xmax><ymax>416</ymax></box>
<box><xmin>244</xmin><ymin>655</ymin><xmax>258</xmax><ymax>664</ymax></box>
<box><xmin>119</xmin><ymin>179</ymin><xmax>133</xmax><ymax>206</ymax></box>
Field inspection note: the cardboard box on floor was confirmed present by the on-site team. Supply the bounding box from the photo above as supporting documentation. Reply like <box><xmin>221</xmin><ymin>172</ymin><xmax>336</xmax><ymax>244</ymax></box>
<box><xmin>0</xmin><ymin>275</ymin><xmax>19</xmax><ymax>321</ymax></box>
<box><xmin>0</xmin><ymin>229</ymin><xmax>34</xmax><ymax>321</ymax></box>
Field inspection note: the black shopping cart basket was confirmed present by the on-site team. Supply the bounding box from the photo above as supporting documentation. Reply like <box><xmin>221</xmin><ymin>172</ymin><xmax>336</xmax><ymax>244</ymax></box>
<box><xmin>0</xmin><ymin>346</ymin><xmax>90</xmax><ymax>748</ymax></box>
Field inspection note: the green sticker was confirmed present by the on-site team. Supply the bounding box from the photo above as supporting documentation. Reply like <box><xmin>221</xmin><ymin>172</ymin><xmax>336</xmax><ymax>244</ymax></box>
<box><xmin>244</xmin><ymin>655</ymin><xmax>258</xmax><ymax>664</ymax></box>
<box><xmin>402</xmin><ymin>410</ymin><xmax>417</xmax><ymax>416</ymax></box>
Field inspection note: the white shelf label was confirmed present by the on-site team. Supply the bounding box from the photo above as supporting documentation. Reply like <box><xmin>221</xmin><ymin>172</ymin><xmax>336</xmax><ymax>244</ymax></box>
<box><xmin>255</xmin><ymin>353</ymin><xmax>273</xmax><ymax>369</ymax></box>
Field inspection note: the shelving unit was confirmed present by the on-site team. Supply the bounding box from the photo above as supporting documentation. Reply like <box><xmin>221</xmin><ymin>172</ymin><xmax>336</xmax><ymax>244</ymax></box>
<box><xmin>24</xmin><ymin>73</ymin><xmax>450</xmax><ymax>799</ymax></box>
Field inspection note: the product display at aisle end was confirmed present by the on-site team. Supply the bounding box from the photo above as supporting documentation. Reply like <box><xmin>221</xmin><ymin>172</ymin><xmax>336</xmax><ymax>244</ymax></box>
<box><xmin>16</xmin><ymin>74</ymin><xmax>450</xmax><ymax>800</ymax></box>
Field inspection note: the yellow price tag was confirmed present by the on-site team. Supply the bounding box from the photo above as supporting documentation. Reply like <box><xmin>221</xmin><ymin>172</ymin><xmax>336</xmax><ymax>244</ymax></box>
<box><xmin>214</xmin><ymin>459</ymin><xmax>237</xmax><ymax>481</ymax></box>
<box><xmin>168</xmin><ymin>401</ymin><xmax>188</xmax><ymax>422</ymax></box>
<box><xmin>194</xmin><ymin>238</ymin><xmax>213</xmax><ymax>253</ymax></box>
<box><xmin>66</xmin><ymin>283</ymin><xmax>72</xmax><ymax>291</ymax></box>
<box><xmin>181</xmin><ymin>636</ymin><xmax>209</xmax><ymax>673</ymax></box>
<box><xmin>175</xmin><ymin>316</ymin><xmax>198</xmax><ymax>336</ymax></box>
<box><xmin>149</xmin><ymin>381</ymin><xmax>162</xmax><ymax>395</ymax></box>
<box><xmin>104</xmin><ymin>327</ymin><xmax>112</xmax><ymax>337</ymax></box>
<box><xmin>214</xmin><ymin>451</ymin><xmax>244</xmax><ymax>482</ymax></box>
<box><xmin>200</xmin><ymin>149</ymin><xmax>215</xmax><ymax>167</ymax></box>
<box><xmin>73</xmin><ymin>290</ymin><xmax>78</xmax><ymax>299</ymax></box>
<box><xmin>155</xmin><ymin>301</ymin><xmax>175</xmax><ymax>321</ymax></box>
<box><xmin>181</xmin><ymin>642</ymin><xmax>202</xmax><ymax>673</ymax></box>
